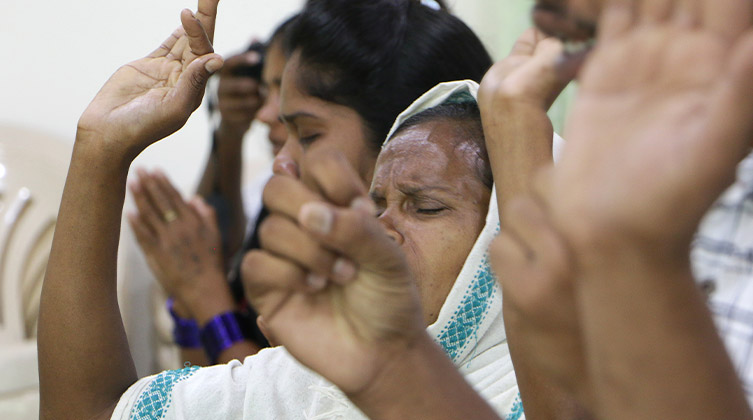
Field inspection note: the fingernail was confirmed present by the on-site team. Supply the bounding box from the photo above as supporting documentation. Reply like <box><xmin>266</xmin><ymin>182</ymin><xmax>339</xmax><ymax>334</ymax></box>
<box><xmin>332</xmin><ymin>258</ymin><xmax>357</xmax><ymax>284</ymax></box>
<box><xmin>350</xmin><ymin>197</ymin><xmax>377</xmax><ymax>216</ymax></box>
<box><xmin>205</xmin><ymin>57</ymin><xmax>223</xmax><ymax>73</ymax></box>
<box><xmin>306</xmin><ymin>273</ymin><xmax>327</xmax><ymax>291</ymax></box>
<box><xmin>299</xmin><ymin>202</ymin><xmax>333</xmax><ymax>235</ymax></box>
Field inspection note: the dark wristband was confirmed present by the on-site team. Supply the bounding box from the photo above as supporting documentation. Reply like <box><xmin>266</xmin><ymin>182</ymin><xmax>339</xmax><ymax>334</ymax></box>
<box><xmin>167</xmin><ymin>298</ymin><xmax>201</xmax><ymax>348</ymax></box>
<box><xmin>200</xmin><ymin>311</ymin><xmax>246</xmax><ymax>364</ymax></box>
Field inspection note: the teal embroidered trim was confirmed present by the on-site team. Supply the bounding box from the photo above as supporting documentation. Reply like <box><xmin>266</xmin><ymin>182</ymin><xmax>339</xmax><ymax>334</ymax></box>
<box><xmin>436</xmin><ymin>255</ymin><xmax>496</xmax><ymax>362</ymax></box>
<box><xmin>507</xmin><ymin>392</ymin><xmax>525</xmax><ymax>420</ymax></box>
<box><xmin>130</xmin><ymin>365</ymin><xmax>199</xmax><ymax>420</ymax></box>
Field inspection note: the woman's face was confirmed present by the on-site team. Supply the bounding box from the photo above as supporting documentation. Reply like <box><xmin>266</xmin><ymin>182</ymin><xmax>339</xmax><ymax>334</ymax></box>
<box><xmin>276</xmin><ymin>51</ymin><xmax>377</xmax><ymax>183</ymax></box>
<box><xmin>256</xmin><ymin>40</ymin><xmax>288</xmax><ymax>156</ymax></box>
<box><xmin>370</xmin><ymin>119</ymin><xmax>491</xmax><ymax>325</ymax></box>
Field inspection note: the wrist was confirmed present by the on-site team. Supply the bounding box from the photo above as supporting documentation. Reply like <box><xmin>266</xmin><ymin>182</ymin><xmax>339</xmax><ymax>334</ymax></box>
<box><xmin>167</xmin><ymin>298</ymin><xmax>201</xmax><ymax>348</ymax></box>
<box><xmin>349</xmin><ymin>332</ymin><xmax>498</xmax><ymax>420</ymax></box>
<box><xmin>215</xmin><ymin>122</ymin><xmax>250</xmax><ymax>145</ymax></box>
<box><xmin>73</xmin><ymin>130</ymin><xmax>135</xmax><ymax>174</ymax></box>
<box><xmin>199</xmin><ymin>311</ymin><xmax>247</xmax><ymax>364</ymax></box>
<box><xmin>179</xmin><ymin>272</ymin><xmax>236</xmax><ymax>325</ymax></box>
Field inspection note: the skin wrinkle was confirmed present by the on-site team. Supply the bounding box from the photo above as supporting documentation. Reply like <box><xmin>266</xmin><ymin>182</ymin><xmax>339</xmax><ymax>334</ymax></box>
<box><xmin>370</xmin><ymin>120</ymin><xmax>490</xmax><ymax>324</ymax></box>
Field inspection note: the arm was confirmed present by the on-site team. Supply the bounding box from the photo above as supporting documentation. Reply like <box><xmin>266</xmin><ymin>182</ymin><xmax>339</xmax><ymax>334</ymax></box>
<box><xmin>196</xmin><ymin>51</ymin><xmax>264</xmax><ymax>260</ymax></box>
<box><xmin>480</xmin><ymin>28</ymin><xmax>591</xmax><ymax>419</ymax></box>
<box><xmin>37</xmin><ymin>3</ymin><xmax>222</xmax><ymax>418</ymax></box>
<box><xmin>128</xmin><ymin>170</ymin><xmax>260</xmax><ymax>365</ymax></box>
<box><xmin>544</xmin><ymin>0</ymin><xmax>753</xmax><ymax>418</ymax></box>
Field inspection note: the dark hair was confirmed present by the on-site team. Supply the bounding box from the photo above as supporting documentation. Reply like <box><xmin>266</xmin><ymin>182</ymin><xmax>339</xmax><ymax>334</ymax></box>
<box><xmin>391</xmin><ymin>101</ymin><xmax>492</xmax><ymax>189</ymax></box>
<box><xmin>284</xmin><ymin>0</ymin><xmax>492</xmax><ymax>152</ymax></box>
<box><xmin>268</xmin><ymin>13</ymin><xmax>300</xmax><ymax>48</ymax></box>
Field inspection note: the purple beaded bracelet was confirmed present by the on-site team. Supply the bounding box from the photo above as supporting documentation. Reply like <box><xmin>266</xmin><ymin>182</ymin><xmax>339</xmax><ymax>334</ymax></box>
<box><xmin>199</xmin><ymin>311</ymin><xmax>246</xmax><ymax>364</ymax></box>
<box><xmin>166</xmin><ymin>298</ymin><xmax>201</xmax><ymax>348</ymax></box>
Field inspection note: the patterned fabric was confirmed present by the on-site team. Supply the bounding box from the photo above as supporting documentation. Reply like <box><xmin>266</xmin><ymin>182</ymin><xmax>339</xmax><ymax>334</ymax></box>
<box><xmin>507</xmin><ymin>393</ymin><xmax>525</xmax><ymax>420</ymax></box>
<box><xmin>130</xmin><ymin>365</ymin><xmax>199</xmax><ymax>420</ymax></box>
<box><xmin>436</xmin><ymin>256</ymin><xmax>497</xmax><ymax>362</ymax></box>
<box><xmin>691</xmin><ymin>151</ymin><xmax>753</xmax><ymax>406</ymax></box>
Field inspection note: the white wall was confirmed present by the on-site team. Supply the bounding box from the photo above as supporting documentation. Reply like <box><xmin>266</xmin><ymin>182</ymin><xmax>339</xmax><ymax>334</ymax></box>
<box><xmin>2</xmin><ymin>0</ymin><xmax>534</xmax><ymax>194</ymax></box>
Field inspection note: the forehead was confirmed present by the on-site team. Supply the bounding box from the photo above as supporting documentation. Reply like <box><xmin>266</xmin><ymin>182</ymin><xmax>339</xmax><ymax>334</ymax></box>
<box><xmin>373</xmin><ymin>119</ymin><xmax>480</xmax><ymax>185</ymax></box>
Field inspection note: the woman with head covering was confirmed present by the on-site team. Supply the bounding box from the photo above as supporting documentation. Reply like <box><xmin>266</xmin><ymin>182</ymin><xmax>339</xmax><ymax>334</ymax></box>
<box><xmin>237</xmin><ymin>81</ymin><xmax>524</xmax><ymax>419</ymax></box>
<box><xmin>119</xmin><ymin>0</ymin><xmax>493</xmax><ymax>367</ymax></box>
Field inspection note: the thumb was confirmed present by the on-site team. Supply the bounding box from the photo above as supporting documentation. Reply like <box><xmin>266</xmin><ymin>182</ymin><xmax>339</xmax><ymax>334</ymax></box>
<box><xmin>297</xmin><ymin>198</ymin><xmax>403</xmax><ymax>272</ymax></box>
<box><xmin>174</xmin><ymin>53</ymin><xmax>223</xmax><ymax>109</ymax></box>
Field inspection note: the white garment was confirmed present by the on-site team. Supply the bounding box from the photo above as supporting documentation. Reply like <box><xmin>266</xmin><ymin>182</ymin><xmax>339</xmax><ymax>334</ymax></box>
<box><xmin>112</xmin><ymin>81</ymin><xmax>526</xmax><ymax>420</ymax></box>
<box><xmin>691</xmin><ymin>150</ymin><xmax>753</xmax><ymax>408</ymax></box>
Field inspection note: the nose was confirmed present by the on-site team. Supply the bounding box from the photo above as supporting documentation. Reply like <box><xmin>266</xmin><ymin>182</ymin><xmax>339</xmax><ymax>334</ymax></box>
<box><xmin>377</xmin><ymin>211</ymin><xmax>404</xmax><ymax>245</ymax></box>
<box><xmin>272</xmin><ymin>138</ymin><xmax>301</xmax><ymax>179</ymax></box>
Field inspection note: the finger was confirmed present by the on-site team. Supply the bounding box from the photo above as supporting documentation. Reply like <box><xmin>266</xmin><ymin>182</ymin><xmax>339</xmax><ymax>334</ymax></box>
<box><xmin>700</xmin><ymin>0</ymin><xmax>753</xmax><ymax>42</ymax></box>
<box><xmin>241</xmin><ymin>249</ymin><xmax>312</xmax><ymax>301</ymax></box>
<box><xmin>190</xmin><ymin>195</ymin><xmax>218</xmax><ymax>228</ymax></box>
<box><xmin>258</xmin><ymin>214</ymin><xmax>341</xmax><ymax>280</ymax></box>
<box><xmin>305</xmin><ymin>149</ymin><xmax>370</xmax><ymax>206</ymax></box>
<box><xmin>196</xmin><ymin>0</ymin><xmax>220</xmax><ymax>44</ymax></box>
<box><xmin>672</xmin><ymin>0</ymin><xmax>701</xmax><ymax>28</ymax></box>
<box><xmin>149</xmin><ymin>27</ymin><xmax>184</xmax><ymax>58</ymax></box>
<box><xmin>152</xmin><ymin>170</ymin><xmax>193</xmax><ymax>220</ymax></box>
<box><xmin>127</xmin><ymin>211</ymin><xmax>158</xmax><ymax>250</ymax></box>
<box><xmin>639</xmin><ymin>0</ymin><xmax>674</xmax><ymax>23</ymax></box>
<box><xmin>181</xmin><ymin>9</ymin><xmax>214</xmax><ymax>57</ymax></box>
<box><xmin>297</xmin><ymin>200</ymin><xmax>395</xmax><ymax>267</ymax></box>
<box><xmin>137</xmin><ymin>169</ymin><xmax>180</xmax><ymax>219</ymax></box>
<box><xmin>509</xmin><ymin>27</ymin><xmax>540</xmax><ymax>57</ymax></box>
<box><xmin>173</xmin><ymin>52</ymin><xmax>224</xmax><ymax>110</ymax></box>
<box><xmin>218</xmin><ymin>78</ymin><xmax>260</xmax><ymax>97</ymax></box>
<box><xmin>256</xmin><ymin>316</ymin><xmax>278</xmax><ymax>347</ymax></box>
<box><xmin>263</xmin><ymin>175</ymin><xmax>324</xmax><ymax>221</ymax></box>
<box><xmin>702</xmin><ymin>30</ymin><xmax>753</xmax><ymax>188</ymax></box>
<box><xmin>129</xmin><ymin>178</ymin><xmax>166</xmax><ymax>235</ymax></box>
<box><xmin>221</xmin><ymin>50</ymin><xmax>262</xmax><ymax>74</ymax></box>
<box><xmin>598</xmin><ymin>0</ymin><xmax>637</xmax><ymax>42</ymax></box>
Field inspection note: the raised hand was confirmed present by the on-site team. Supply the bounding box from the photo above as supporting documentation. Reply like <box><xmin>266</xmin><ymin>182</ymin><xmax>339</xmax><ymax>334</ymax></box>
<box><xmin>128</xmin><ymin>169</ymin><xmax>229</xmax><ymax>317</ymax></box>
<box><xmin>215</xmin><ymin>50</ymin><xmax>264</xmax><ymax>137</ymax></box>
<box><xmin>537</xmin><ymin>0</ymin><xmax>753</xmax><ymax>418</ymax></box>
<box><xmin>478</xmin><ymin>27</ymin><xmax>573</xmax><ymax>112</ymax></box>
<box><xmin>243</xmin><ymin>149</ymin><xmax>423</xmax><ymax>395</ymax></box>
<box><xmin>77</xmin><ymin>0</ymin><xmax>223</xmax><ymax>159</ymax></box>
<box><xmin>553</xmin><ymin>0</ymin><xmax>753</xmax><ymax>254</ymax></box>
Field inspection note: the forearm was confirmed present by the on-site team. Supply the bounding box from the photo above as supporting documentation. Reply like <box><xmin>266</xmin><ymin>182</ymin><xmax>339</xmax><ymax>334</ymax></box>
<box><xmin>575</xmin><ymin>242</ymin><xmax>752</xmax><ymax>420</ymax></box>
<box><xmin>196</xmin><ymin>125</ymin><xmax>247</xmax><ymax>258</ymax></box>
<box><xmin>38</xmin><ymin>135</ymin><xmax>137</xmax><ymax>419</ymax></box>
<box><xmin>502</xmin><ymin>301</ymin><xmax>593</xmax><ymax>420</ymax></box>
<box><xmin>481</xmin><ymin>101</ymin><xmax>553</xmax><ymax>210</ymax></box>
<box><xmin>350</xmin><ymin>332</ymin><xmax>500</xmax><ymax>420</ymax></box>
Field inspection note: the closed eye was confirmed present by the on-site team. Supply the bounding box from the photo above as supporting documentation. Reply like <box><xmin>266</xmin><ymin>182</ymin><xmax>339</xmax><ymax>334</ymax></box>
<box><xmin>299</xmin><ymin>134</ymin><xmax>321</xmax><ymax>147</ymax></box>
<box><xmin>416</xmin><ymin>207</ymin><xmax>447</xmax><ymax>215</ymax></box>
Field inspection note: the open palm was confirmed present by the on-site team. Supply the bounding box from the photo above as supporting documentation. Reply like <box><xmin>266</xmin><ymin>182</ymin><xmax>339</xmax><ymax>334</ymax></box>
<box><xmin>77</xmin><ymin>1</ymin><xmax>222</xmax><ymax>158</ymax></box>
<box><xmin>553</xmin><ymin>0</ymin><xmax>753</xmax><ymax>252</ymax></box>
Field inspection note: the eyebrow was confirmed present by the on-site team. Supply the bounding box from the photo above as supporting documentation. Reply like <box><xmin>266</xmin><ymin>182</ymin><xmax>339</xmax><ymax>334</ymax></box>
<box><xmin>370</xmin><ymin>185</ymin><xmax>456</xmax><ymax>199</ymax></box>
<box><xmin>280</xmin><ymin>111</ymin><xmax>321</xmax><ymax>124</ymax></box>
